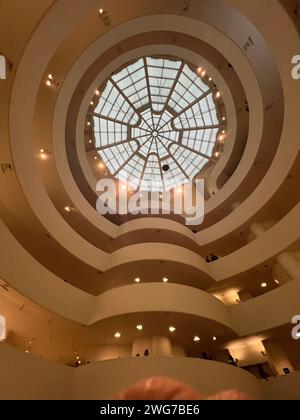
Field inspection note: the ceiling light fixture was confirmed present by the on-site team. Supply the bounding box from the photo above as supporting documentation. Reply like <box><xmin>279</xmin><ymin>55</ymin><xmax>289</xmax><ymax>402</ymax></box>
<box><xmin>39</xmin><ymin>148</ymin><xmax>51</xmax><ymax>160</ymax></box>
<box><xmin>0</xmin><ymin>55</ymin><xmax>7</xmax><ymax>80</ymax></box>
<box><xmin>213</xmin><ymin>336</ymin><xmax>217</xmax><ymax>341</ymax></box>
<box><xmin>194</xmin><ymin>336</ymin><xmax>201</xmax><ymax>342</ymax></box>
<box><xmin>169</xmin><ymin>326</ymin><xmax>176</xmax><ymax>333</ymax></box>
<box><xmin>216</xmin><ymin>91</ymin><xmax>221</xmax><ymax>99</ymax></box>
<box><xmin>136</xmin><ymin>325</ymin><xmax>143</xmax><ymax>331</ymax></box>
<box><xmin>274</xmin><ymin>279</ymin><xmax>280</xmax><ymax>285</ymax></box>
<box><xmin>114</xmin><ymin>332</ymin><xmax>121</xmax><ymax>338</ymax></box>
<box><xmin>163</xmin><ymin>277</ymin><xmax>169</xmax><ymax>283</ymax></box>
<box><xmin>45</xmin><ymin>73</ymin><xmax>59</xmax><ymax>88</ymax></box>
<box><xmin>95</xmin><ymin>89</ymin><xmax>100</xmax><ymax>96</ymax></box>
<box><xmin>261</xmin><ymin>283</ymin><xmax>267</xmax><ymax>288</ymax></box>
<box><xmin>134</xmin><ymin>278</ymin><xmax>141</xmax><ymax>283</ymax></box>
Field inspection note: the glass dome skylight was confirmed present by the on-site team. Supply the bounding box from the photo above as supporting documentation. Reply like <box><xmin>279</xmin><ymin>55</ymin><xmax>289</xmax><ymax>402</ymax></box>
<box><xmin>91</xmin><ymin>56</ymin><xmax>224</xmax><ymax>192</ymax></box>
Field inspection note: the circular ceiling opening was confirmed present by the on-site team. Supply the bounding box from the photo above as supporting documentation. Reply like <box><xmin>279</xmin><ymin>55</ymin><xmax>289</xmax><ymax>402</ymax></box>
<box><xmin>90</xmin><ymin>56</ymin><xmax>226</xmax><ymax>192</ymax></box>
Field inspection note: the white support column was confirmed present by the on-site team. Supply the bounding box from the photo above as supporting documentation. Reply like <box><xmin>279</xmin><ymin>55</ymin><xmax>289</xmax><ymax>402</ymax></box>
<box><xmin>152</xmin><ymin>336</ymin><xmax>172</xmax><ymax>356</ymax></box>
<box><xmin>249</xmin><ymin>222</ymin><xmax>267</xmax><ymax>238</ymax></box>
<box><xmin>276</xmin><ymin>252</ymin><xmax>300</xmax><ymax>280</ymax></box>
<box><xmin>132</xmin><ymin>336</ymin><xmax>172</xmax><ymax>357</ymax></box>
<box><xmin>263</xmin><ymin>339</ymin><xmax>294</xmax><ymax>376</ymax></box>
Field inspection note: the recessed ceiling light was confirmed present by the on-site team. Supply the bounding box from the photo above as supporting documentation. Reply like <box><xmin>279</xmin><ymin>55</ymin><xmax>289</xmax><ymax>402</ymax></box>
<box><xmin>169</xmin><ymin>326</ymin><xmax>176</xmax><ymax>333</ymax></box>
<box><xmin>201</xmin><ymin>70</ymin><xmax>206</xmax><ymax>77</ymax></box>
<box><xmin>114</xmin><ymin>332</ymin><xmax>121</xmax><ymax>338</ymax></box>
<box><xmin>89</xmin><ymin>140</ymin><xmax>93</xmax><ymax>144</ymax></box>
<box><xmin>222</xmin><ymin>117</ymin><xmax>226</xmax><ymax>121</ymax></box>
<box><xmin>216</xmin><ymin>91</ymin><xmax>221</xmax><ymax>98</ymax></box>
<box><xmin>87</xmin><ymin>121</ymin><xmax>91</xmax><ymax>126</ymax></box>
<box><xmin>76</xmin><ymin>356</ymin><xmax>80</xmax><ymax>360</ymax></box>
<box><xmin>213</xmin><ymin>336</ymin><xmax>217</xmax><ymax>341</ymax></box>
<box><xmin>194</xmin><ymin>336</ymin><xmax>201</xmax><ymax>342</ymax></box>
<box><xmin>78</xmin><ymin>360</ymin><xmax>82</xmax><ymax>365</ymax></box>
<box><xmin>134</xmin><ymin>278</ymin><xmax>141</xmax><ymax>283</ymax></box>
<box><xmin>25</xmin><ymin>350</ymin><xmax>29</xmax><ymax>354</ymax></box>
<box><xmin>39</xmin><ymin>149</ymin><xmax>50</xmax><ymax>160</ymax></box>
<box><xmin>48</xmin><ymin>74</ymin><xmax>53</xmax><ymax>80</ymax></box>
<box><xmin>136</xmin><ymin>325</ymin><xmax>143</xmax><ymax>331</ymax></box>
<box><xmin>222</xmin><ymin>130</ymin><xmax>226</xmax><ymax>135</ymax></box>
<box><xmin>64</xmin><ymin>206</ymin><xmax>72</xmax><ymax>213</ymax></box>
<box><xmin>99</xmin><ymin>8</ymin><xmax>105</xmax><ymax>15</ymax></box>
<box><xmin>90</xmin><ymin>101</ymin><xmax>94</xmax><ymax>106</ymax></box>
<box><xmin>261</xmin><ymin>282</ymin><xmax>267</xmax><ymax>288</ymax></box>
<box><xmin>215</xmin><ymin>151</ymin><xmax>220</xmax><ymax>158</ymax></box>
<box><xmin>297</xmin><ymin>332</ymin><xmax>300</xmax><ymax>338</ymax></box>
<box><xmin>46</xmin><ymin>80</ymin><xmax>52</xmax><ymax>87</ymax></box>
<box><xmin>94</xmin><ymin>156</ymin><xmax>98</xmax><ymax>160</ymax></box>
<box><xmin>95</xmin><ymin>89</ymin><xmax>100</xmax><ymax>96</ymax></box>
<box><xmin>208</xmin><ymin>77</ymin><xmax>212</xmax><ymax>81</ymax></box>
<box><xmin>197</xmin><ymin>67</ymin><xmax>202</xmax><ymax>73</ymax></box>
<box><xmin>274</xmin><ymin>279</ymin><xmax>280</xmax><ymax>285</ymax></box>
<box><xmin>163</xmin><ymin>277</ymin><xmax>169</xmax><ymax>283</ymax></box>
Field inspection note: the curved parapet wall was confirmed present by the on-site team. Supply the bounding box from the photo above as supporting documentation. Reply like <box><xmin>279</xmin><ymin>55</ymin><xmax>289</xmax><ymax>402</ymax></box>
<box><xmin>0</xmin><ymin>343</ymin><xmax>262</xmax><ymax>400</ymax></box>
<box><xmin>2</xmin><ymin>342</ymin><xmax>300</xmax><ymax>400</ymax></box>
<box><xmin>90</xmin><ymin>283</ymin><xmax>234</xmax><ymax>330</ymax></box>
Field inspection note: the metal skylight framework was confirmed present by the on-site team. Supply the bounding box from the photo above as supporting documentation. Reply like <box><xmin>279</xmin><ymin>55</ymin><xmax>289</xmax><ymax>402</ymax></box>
<box><xmin>91</xmin><ymin>56</ymin><xmax>224</xmax><ymax>192</ymax></box>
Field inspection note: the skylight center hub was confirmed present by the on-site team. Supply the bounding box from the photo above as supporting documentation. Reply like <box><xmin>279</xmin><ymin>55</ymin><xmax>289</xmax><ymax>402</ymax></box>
<box><xmin>152</xmin><ymin>130</ymin><xmax>159</xmax><ymax>138</ymax></box>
